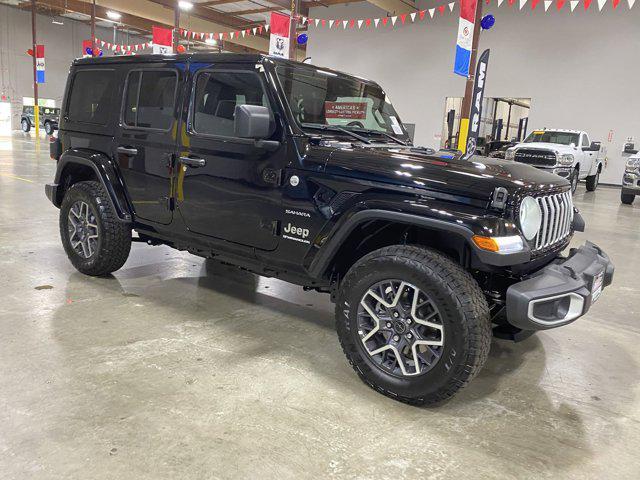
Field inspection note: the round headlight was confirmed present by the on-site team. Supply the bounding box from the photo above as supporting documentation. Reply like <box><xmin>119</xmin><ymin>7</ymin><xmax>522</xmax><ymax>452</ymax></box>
<box><xmin>519</xmin><ymin>196</ymin><xmax>542</xmax><ymax>241</ymax></box>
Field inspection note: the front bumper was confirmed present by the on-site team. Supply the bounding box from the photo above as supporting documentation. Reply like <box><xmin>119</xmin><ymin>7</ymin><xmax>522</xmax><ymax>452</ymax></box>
<box><xmin>506</xmin><ymin>242</ymin><xmax>614</xmax><ymax>330</ymax></box>
<box><xmin>622</xmin><ymin>171</ymin><xmax>640</xmax><ymax>194</ymax></box>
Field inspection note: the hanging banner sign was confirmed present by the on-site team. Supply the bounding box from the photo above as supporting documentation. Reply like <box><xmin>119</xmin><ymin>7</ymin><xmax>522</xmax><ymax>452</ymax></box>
<box><xmin>454</xmin><ymin>0</ymin><xmax>477</xmax><ymax>77</ymax></box>
<box><xmin>269</xmin><ymin>12</ymin><xmax>291</xmax><ymax>58</ymax></box>
<box><xmin>35</xmin><ymin>45</ymin><xmax>45</xmax><ymax>83</ymax></box>
<box><xmin>152</xmin><ymin>26</ymin><xmax>173</xmax><ymax>54</ymax></box>
<box><xmin>463</xmin><ymin>49</ymin><xmax>490</xmax><ymax>159</ymax></box>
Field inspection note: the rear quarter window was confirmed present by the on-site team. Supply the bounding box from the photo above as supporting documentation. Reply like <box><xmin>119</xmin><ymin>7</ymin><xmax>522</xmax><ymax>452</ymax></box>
<box><xmin>67</xmin><ymin>69</ymin><xmax>116</xmax><ymax>125</ymax></box>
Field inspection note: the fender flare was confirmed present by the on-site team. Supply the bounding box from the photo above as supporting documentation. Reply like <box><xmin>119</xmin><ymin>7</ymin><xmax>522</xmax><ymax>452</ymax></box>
<box><xmin>52</xmin><ymin>150</ymin><xmax>132</xmax><ymax>222</ymax></box>
<box><xmin>307</xmin><ymin>209</ymin><xmax>531</xmax><ymax>278</ymax></box>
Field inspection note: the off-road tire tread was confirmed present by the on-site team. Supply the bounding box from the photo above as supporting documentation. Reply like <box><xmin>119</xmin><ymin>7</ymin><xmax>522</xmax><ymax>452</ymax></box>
<box><xmin>336</xmin><ymin>245</ymin><xmax>491</xmax><ymax>406</ymax></box>
<box><xmin>60</xmin><ymin>181</ymin><xmax>131</xmax><ymax>276</ymax></box>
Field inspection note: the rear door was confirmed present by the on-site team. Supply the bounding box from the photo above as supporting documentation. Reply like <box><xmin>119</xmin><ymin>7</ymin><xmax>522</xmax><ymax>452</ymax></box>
<box><xmin>114</xmin><ymin>62</ymin><xmax>183</xmax><ymax>225</ymax></box>
<box><xmin>175</xmin><ymin>63</ymin><xmax>284</xmax><ymax>251</ymax></box>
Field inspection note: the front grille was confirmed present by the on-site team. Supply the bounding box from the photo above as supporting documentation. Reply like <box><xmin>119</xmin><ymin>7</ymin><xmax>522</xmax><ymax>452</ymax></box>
<box><xmin>514</xmin><ymin>148</ymin><xmax>557</xmax><ymax>167</ymax></box>
<box><xmin>533</xmin><ymin>191</ymin><xmax>573</xmax><ymax>251</ymax></box>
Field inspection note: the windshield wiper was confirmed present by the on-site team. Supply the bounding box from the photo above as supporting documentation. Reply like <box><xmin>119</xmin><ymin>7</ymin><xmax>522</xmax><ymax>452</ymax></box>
<box><xmin>307</xmin><ymin>125</ymin><xmax>371</xmax><ymax>144</ymax></box>
<box><xmin>346</xmin><ymin>127</ymin><xmax>408</xmax><ymax>146</ymax></box>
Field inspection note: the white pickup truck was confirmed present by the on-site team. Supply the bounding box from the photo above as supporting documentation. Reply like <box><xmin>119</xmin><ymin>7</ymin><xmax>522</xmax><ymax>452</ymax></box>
<box><xmin>505</xmin><ymin>129</ymin><xmax>603</xmax><ymax>193</ymax></box>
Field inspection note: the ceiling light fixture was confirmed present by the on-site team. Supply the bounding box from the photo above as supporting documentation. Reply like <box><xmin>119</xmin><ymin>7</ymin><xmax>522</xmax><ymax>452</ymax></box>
<box><xmin>179</xmin><ymin>1</ymin><xmax>193</xmax><ymax>10</ymax></box>
<box><xmin>51</xmin><ymin>18</ymin><xmax>64</xmax><ymax>25</ymax></box>
<box><xmin>106</xmin><ymin>10</ymin><xmax>122</xmax><ymax>21</ymax></box>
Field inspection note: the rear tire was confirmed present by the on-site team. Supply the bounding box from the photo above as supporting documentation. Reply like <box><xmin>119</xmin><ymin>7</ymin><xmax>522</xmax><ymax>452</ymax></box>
<box><xmin>21</xmin><ymin>119</ymin><xmax>30</xmax><ymax>133</ymax></box>
<box><xmin>335</xmin><ymin>245</ymin><xmax>491</xmax><ymax>405</ymax></box>
<box><xmin>621</xmin><ymin>192</ymin><xmax>635</xmax><ymax>205</ymax></box>
<box><xmin>44</xmin><ymin>121</ymin><xmax>53</xmax><ymax>135</ymax></box>
<box><xmin>59</xmin><ymin>181</ymin><xmax>131</xmax><ymax>276</ymax></box>
<box><xmin>586</xmin><ymin>170</ymin><xmax>599</xmax><ymax>192</ymax></box>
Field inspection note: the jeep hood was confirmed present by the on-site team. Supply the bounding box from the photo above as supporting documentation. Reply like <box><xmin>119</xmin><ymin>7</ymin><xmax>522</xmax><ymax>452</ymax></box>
<box><xmin>324</xmin><ymin>145</ymin><xmax>570</xmax><ymax>201</ymax></box>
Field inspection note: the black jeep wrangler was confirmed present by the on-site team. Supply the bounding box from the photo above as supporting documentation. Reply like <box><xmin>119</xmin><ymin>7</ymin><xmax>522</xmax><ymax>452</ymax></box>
<box><xmin>46</xmin><ymin>54</ymin><xmax>614</xmax><ymax>405</ymax></box>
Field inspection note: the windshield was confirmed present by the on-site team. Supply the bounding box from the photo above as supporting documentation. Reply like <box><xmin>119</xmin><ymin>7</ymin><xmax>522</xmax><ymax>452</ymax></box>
<box><xmin>276</xmin><ymin>64</ymin><xmax>409</xmax><ymax>140</ymax></box>
<box><xmin>524</xmin><ymin>130</ymin><xmax>579</xmax><ymax>146</ymax></box>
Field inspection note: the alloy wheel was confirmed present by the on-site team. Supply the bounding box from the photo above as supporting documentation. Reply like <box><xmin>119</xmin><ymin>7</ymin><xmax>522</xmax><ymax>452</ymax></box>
<box><xmin>357</xmin><ymin>280</ymin><xmax>444</xmax><ymax>377</ymax></box>
<box><xmin>67</xmin><ymin>201</ymin><xmax>99</xmax><ymax>259</ymax></box>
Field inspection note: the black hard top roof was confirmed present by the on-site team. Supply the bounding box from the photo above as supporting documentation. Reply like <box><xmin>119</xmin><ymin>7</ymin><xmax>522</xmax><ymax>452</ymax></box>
<box><xmin>71</xmin><ymin>52</ymin><xmax>378</xmax><ymax>84</ymax></box>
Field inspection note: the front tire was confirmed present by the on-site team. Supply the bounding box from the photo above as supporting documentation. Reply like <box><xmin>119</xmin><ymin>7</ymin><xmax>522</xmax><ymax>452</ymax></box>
<box><xmin>59</xmin><ymin>181</ymin><xmax>131</xmax><ymax>276</ymax></box>
<box><xmin>44</xmin><ymin>121</ymin><xmax>53</xmax><ymax>135</ymax></box>
<box><xmin>570</xmin><ymin>168</ymin><xmax>579</xmax><ymax>194</ymax></box>
<box><xmin>336</xmin><ymin>245</ymin><xmax>491</xmax><ymax>405</ymax></box>
<box><xmin>621</xmin><ymin>192</ymin><xmax>635</xmax><ymax>205</ymax></box>
<box><xmin>586</xmin><ymin>169</ymin><xmax>600</xmax><ymax>192</ymax></box>
<box><xmin>21</xmin><ymin>119</ymin><xmax>30</xmax><ymax>133</ymax></box>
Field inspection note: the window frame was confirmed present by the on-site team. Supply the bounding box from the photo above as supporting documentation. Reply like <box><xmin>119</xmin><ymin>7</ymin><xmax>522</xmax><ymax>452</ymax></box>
<box><xmin>66</xmin><ymin>68</ymin><xmax>116</xmax><ymax>126</ymax></box>
<box><xmin>120</xmin><ymin>67</ymin><xmax>180</xmax><ymax>133</ymax></box>
<box><xmin>187</xmin><ymin>68</ymin><xmax>274</xmax><ymax>142</ymax></box>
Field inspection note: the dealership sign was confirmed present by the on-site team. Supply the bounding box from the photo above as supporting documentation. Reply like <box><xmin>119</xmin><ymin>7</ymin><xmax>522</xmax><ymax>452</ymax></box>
<box><xmin>454</xmin><ymin>0</ymin><xmax>477</xmax><ymax>77</ymax></box>
<box><xmin>463</xmin><ymin>49</ymin><xmax>490</xmax><ymax>160</ymax></box>
<box><xmin>269</xmin><ymin>12</ymin><xmax>291</xmax><ymax>58</ymax></box>
<box><xmin>35</xmin><ymin>45</ymin><xmax>45</xmax><ymax>84</ymax></box>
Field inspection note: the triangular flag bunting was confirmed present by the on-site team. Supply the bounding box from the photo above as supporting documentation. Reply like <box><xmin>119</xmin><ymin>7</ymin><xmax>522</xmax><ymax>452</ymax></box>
<box><xmin>366</xmin><ymin>18</ymin><xmax>372</xmax><ymax>27</ymax></box>
<box><xmin>357</xmin><ymin>19</ymin><xmax>364</xmax><ymax>28</ymax></box>
<box><xmin>410</xmin><ymin>12</ymin><xmax>416</xmax><ymax>21</ymax></box>
<box><xmin>252</xmin><ymin>27</ymin><xmax>257</xmax><ymax>34</ymax></box>
<box><xmin>302</xmin><ymin>16</ymin><xmax>307</xmax><ymax>24</ymax></box>
<box><xmin>449</xmin><ymin>2</ymin><xmax>455</xmax><ymax>11</ymax></box>
<box><xmin>343</xmin><ymin>20</ymin><xmax>348</xmax><ymax>28</ymax></box>
<box><xmin>497</xmin><ymin>0</ymin><xmax>504</xmax><ymax>5</ymax></box>
<box><xmin>374</xmin><ymin>18</ymin><xmax>380</xmax><ymax>27</ymax></box>
<box><xmin>329</xmin><ymin>19</ymin><xmax>334</xmax><ymax>28</ymax></box>
<box><xmin>557</xmin><ymin>0</ymin><xmax>566</xmax><ymax>9</ymax></box>
<box><xmin>532</xmin><ymin>0</ymin><xmax>540</xmax><ymax>8</ymax></box>
<box><xmin>520</xmin><ymin>0</ymin><xmax>528</xmax><ymax>8</ymax></box>
<box><xmin>584</xmin><ymin>0</ymin><xmax>593</xmax><ymax>7</ymax></box>
<box><xmin>391</xmin><ymin>16</ymin><xmax>397</xmax><ymax>26</ymax></box>
<box><xmin>381</xmin><ymin>17</ymin><xmax>388</xmax><ymax>26</ymax></box>
<box><xmin>570</xmin><ymin>0</ymin><xmax>578</xmax><ymax>9</ymax></box>
<box><xmin>628</xmin><ymin>0</ymin><xmax>636</xmax><ymax>8</ymax></box>
<box><xmin>265</xmin><ymin>24</ymin><xmax>270</xmax><ymax>32</ymax></box>
<box><xmin>419</xmin><ymin>10</ymin><xmax>426</xmax><ymax>19</ymax></box>
<box><xmin>241</xmin><ymin>30</ymin><xmax>246</xmax><ymax>37</ymax></box>
<box><xmin>612</xmin><ymin>0</ymin><xmax>620</xmax><ymax>7</ymax></box>
<box><xmin>218</xmin><ymin>33</ymin><xmax>223</xmax><ymax>40</ymax></box>
<box><xmin>597</xmin><ymin>0</ymin><xmax>607</xmax><ymax>8</ymax></box>
<box><xmin>400</xmin><ymin>13</ymin><xmax>407</xmax><ymax>23</ymax></box>
<box><xmin>544</xmin><ymin>0</ymin><xmax>552</xmax><ymax>8</ymax></box>
<box><xmin>429</xmin><ymin>8</ymin><xmax>435</xmax><ymax>17</ymax></box>
<box><xmin>314</xmin><ymin>19</ymin><xmax>320</xmax><ymax>27</ymax></box>
<box><xmin>438</xmin><ymin>4</ymin><xmax>446</xmax><ymax>14</ymax></box>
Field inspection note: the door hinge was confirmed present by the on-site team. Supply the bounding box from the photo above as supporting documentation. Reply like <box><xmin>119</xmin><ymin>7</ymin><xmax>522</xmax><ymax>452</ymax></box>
<box><xmin>262</xmin><ymin>168</ymin><xmax>282</xmax><ymax>186</ymax></box>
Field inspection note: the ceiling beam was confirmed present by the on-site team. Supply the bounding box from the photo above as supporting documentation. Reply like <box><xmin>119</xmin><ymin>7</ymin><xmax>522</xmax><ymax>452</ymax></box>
<box><xmin>363</xmin><ymin>0</ymin><xmax>417</xmax><ymax>14</ymax></box>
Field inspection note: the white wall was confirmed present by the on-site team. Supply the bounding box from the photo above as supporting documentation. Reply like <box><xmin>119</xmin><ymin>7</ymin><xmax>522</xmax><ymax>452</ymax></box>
<box><xmin>307</xmin><ymin>1</ymin><xmax>640</xmax><ymax>184</ymax></box>
<box><xmin>0</xmin><ymin>5</ymin><xmax>147</xmax><ymax>129</ymax></box>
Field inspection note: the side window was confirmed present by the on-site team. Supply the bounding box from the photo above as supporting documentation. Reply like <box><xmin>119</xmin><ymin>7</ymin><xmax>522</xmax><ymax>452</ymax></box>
<box><xmin>123</xmin><ymin>70</ymin><xmax>177</xmax><ymax>130</ymax></box>
<box><xmin>192</xmin><ymin>71</ymin><xmax>271</xmax><ymax>137</ymax></box>
<box><xmin>67</xmin><ymin>69</ymin><xmax>116</xmax><ymax>125</ymax></box>
<box><xmin>582</xmin><ymin>133</ymin><xmax>590</xmax><ymax>148</ymax></box>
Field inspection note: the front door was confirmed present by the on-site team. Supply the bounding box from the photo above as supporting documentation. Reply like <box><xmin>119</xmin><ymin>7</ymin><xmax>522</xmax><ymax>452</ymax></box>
<box><xmin>580</xmin><ymin>133</ymin><xmax>595</xmax><ymax>177</ymax></box>
<box><xmin>115</xmin><ymin>65</ymin><xmax>182</xmax><ymax>225</ymax></box>
<box><xmin>176</xmin><ymin>65</ymin><xmax>283</xmax><ymax>251</ymax></box>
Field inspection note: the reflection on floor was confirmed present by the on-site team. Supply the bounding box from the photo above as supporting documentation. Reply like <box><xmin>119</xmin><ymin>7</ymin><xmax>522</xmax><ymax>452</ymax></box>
<box><xmin>1</xmin><ymin>132</ymin><xmax>639</xmax><ymax>479</ymax></box>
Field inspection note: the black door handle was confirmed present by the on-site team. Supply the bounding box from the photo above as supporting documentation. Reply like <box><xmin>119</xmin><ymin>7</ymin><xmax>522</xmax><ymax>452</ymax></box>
<box><xmin>179</xmin><ymin>156</ymin><xmax>206</xmax><ymax>168</ymax></box>
<box><xmin>117</xmin><ymin>146</ymin><xmax>138</xmax><ymax>156</ymax></box>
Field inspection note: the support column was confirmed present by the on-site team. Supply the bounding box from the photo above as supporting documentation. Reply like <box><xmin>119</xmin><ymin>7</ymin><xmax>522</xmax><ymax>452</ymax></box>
<box><xmin>289</xmin><ymin>0</ymin><xmax>299</xmax><ymax>60</ymax></box>
<box><xmin>91</xmin><ymin>0</ymin><xmax>96</xmax><ymax>56</ymax></box>
<box><xmin>30</xmin><ymin>0</ymin><xmax>39</xmax><ymax>137</ymax></box>
<box><xmin>174</xmin><ymin>3</ymin><xmax>180</xmax><ymax>52</ymax></box>
<box><xmin>457</xmin><ymin>0</ymin><xmax>483</xmax><ymax>154</ymax></box>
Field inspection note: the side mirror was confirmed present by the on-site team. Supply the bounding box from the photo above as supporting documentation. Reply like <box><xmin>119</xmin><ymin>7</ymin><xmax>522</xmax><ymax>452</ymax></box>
<box><xmin>234</xmin><ymin>104</ymin><xmax>271</xmax><ymax>139</ymax></box>
<box><xmin>590</xmin><ymin>141</ymin><xmax>601</xmax><ymax>152</ymax></box>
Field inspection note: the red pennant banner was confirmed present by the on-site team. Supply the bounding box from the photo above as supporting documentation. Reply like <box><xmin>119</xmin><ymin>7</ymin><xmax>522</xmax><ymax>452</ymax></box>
<box><xmin>584</xmin><ymin>0</ymin><xmax>592</xmax><ymax>8</ymax></box>
<box><xmin>531</xmin><ymin>0</ymin><xmax>540</xmax><ymax>8</ymax></box>
<box><xmin>438</xmin><ymin>4</ymin><xmax>446</xmax><ymax>14</ymax></box>
<box><xmin>419</xmin><ymin>10</ymin><xmax>426</xmax><ymax>19</ymax></box>
<box><xmin>557</xmin><ymin>0</ymin><xmax>566</xmax><ymax>9</ymax></box>
<box><xmin>366</xmin><ymin>18</ymin><xmax>371</xmax><ymax>27</ymax></box>
<box><xmin>612</xmin><ymin>0</ymin><xmax>620</xmax><ymax>8</ymax></box>
<box><xmin>400</xmin><ymin>13</ymin><xmax>407</xmax><ymax>24</ymax></box>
